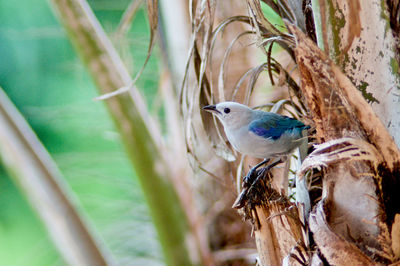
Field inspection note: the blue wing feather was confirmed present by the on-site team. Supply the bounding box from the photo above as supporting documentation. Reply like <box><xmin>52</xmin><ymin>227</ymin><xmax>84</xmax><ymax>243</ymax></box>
<box><xmin>249</xmin><ymin>113</ymin><xmax>309</xmax><ymax>140</ymax></box>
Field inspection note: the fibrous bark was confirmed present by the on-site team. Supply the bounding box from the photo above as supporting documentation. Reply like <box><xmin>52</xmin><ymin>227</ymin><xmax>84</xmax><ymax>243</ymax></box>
<box><xmin>316</xmin><ymin>0</ymin><xmax>400</xmax><ymax>145</ymax></box>
<box><xmin>291</xmin><ymin>24</ymin><xmax>400</xmax><ymax>264</ymax></box>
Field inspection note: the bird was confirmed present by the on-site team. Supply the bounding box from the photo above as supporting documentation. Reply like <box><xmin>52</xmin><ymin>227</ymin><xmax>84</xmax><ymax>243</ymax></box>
<box><xmin>202</xmin><ymin>101</ymin><xmax>310</xmax><ymax>207</ymax></box>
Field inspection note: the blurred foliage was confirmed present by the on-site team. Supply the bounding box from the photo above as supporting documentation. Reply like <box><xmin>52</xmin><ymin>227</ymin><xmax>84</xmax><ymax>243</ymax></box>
<box><xmin>0</xmin><ymin>0</ymin><xmax>162</xmax><ymax>265</ymax></box>
<box><xmin>260</xmin><ymin>2</ymin><xmax>285</xmax><ymax>30</ymax></box>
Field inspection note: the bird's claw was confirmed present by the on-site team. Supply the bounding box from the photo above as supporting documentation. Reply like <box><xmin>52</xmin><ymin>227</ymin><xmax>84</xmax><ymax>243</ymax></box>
<box><xmin>232</xmin><ymin>190</ymin><xmax>248</xmax><ymax>209</ymax></box>
<box><xmin>233</xmin><ymin>168</ymin><xmax>269</xmax><ymax>209</ymax></box>
<box><xmin>243</xmin><ymin>158</ymin><xmax>270</xmax><ymax>186</ymax></box>
<box><xmin>242</xmin><ymin>167</ymin><xmax>257</xmax><ymax>187</ymax></box>
<box><xmin>233</xmin><ymin>158</ymin><xmax>283</xmax><ymax>209</ymax></box>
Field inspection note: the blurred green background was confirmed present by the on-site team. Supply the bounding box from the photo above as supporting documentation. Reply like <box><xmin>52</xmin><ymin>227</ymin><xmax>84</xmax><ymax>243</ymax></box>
<box><xmin>0</xmin><ymin>0</ymin><xmax>163</xmax><ymax>265</ymax></box>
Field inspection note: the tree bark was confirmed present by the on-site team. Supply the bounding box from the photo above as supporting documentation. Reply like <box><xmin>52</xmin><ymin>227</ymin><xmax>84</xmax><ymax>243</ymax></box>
<box><xmin>315</xmin><ymin>0</ymin><xmax>400</xmax><ymax>145</ymax></box>
<box><xmin>291</xmin><ymin>24</ymin><xmax>400</xmax><ymax>264</ymax></box>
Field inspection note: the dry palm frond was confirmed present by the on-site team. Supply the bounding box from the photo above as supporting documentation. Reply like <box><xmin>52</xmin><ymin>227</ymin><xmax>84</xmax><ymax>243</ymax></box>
<box><xmin>96</xmin><ymin>0</ymin><xmax>159</xmax><ymax>100</ymax></box>
<box><xmin>180</xmin><ymin>1</ymin><xmax>319</xmax><ymax>265</ymax></box>
<box><xmin>181</xmin><ymin>0</ymin><xmax>316</xmax><ymax>189</ymax></box>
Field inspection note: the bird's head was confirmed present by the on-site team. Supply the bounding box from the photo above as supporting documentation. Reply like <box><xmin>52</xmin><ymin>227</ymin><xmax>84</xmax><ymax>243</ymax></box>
<box><xmin>202</xmin><ymin>102</ymin><xmax>252</xmax><ymax>128</ymax></box>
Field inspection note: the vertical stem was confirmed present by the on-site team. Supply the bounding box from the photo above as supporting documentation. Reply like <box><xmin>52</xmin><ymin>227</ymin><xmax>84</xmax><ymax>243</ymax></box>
<box><xmin>311</xmin><ymin>0</ymin><xmax>324</xmax><ymax>50</ymax></box>
<box><xmin>48</xmin><ymin>0</ymin><xmax>196</xmax><ymax>265</ymax></box>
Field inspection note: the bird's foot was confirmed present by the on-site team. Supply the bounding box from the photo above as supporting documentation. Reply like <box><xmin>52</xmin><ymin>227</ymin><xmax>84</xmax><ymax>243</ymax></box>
<box><xmin>232</xmin><ymin>168</ymin><xmax>267</xmax><ymax>209</ymax></box>
<box><xmin>233</xmin><ymin>158</ymin><xmax>283</xmax><ymax>209</ymax></box>
<box><xmin>242</xmin><ymin>158</ymin><xmax>270</xmax><ymax>186</ymax></box>
<box><xmin>248</xmin><ymin>158</ymin><xmax>283</xmax><ymax>190</ymax></box>
<box><xmin>242</xmin><ymin>168</ymin><xmax>258</xmax><ymax>188</ymax></box>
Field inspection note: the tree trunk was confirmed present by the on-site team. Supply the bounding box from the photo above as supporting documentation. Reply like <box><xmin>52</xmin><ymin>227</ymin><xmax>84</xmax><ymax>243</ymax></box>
<box><xmin>291</xmin><ymin>24</ymin><xmax>400</xmax><ymax>264</ymax></box>
<box><xmin>314</xmin><ymin>0</ymin><xmax>400</xmax><ymax>145</ymax></box>
<box><xmin>297</xmin><ymin>0</ymin><xmax>400</xmax><ymax>264</ymax></box>
<box><xmin>191</xmin><ymin>0</ymin><xmax>400</xmax><ymax>265</ymax></box>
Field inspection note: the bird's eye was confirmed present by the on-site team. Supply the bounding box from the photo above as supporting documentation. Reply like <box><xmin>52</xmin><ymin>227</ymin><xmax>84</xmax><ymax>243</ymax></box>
<box><xmin>224</xmin><ymin>108</ymin><xmax>230</xmax><ymax>114</ymax></box>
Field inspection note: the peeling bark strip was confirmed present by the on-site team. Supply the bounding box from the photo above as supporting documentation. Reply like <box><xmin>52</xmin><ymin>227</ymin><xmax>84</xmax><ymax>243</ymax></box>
<box><xmin>299</xmin><ymin>137</ymin><xmax>383</xmax><ymax>177</ymax></box>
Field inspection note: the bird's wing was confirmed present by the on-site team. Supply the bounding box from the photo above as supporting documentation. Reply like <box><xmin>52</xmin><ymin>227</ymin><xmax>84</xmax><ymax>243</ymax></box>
<box><xmin>248</xmin><ymin>114</ymin><xmax>307</xmax><ymax>140</ymax></box>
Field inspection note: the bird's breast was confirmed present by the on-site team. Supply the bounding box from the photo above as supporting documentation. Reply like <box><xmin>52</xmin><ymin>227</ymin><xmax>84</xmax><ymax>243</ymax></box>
<box><xmin>225</xmin><ymin>126</ymin><xmax>301</xmax><ymax>159</ymax></box>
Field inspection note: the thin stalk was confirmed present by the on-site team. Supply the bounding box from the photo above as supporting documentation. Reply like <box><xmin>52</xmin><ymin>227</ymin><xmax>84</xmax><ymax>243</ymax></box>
<box><xmin>48</xmin><ymin>0</ymin><xmax>195</xmax><ymax>265</ymax></box>
<box><xmin>311</xmin><ymin>0</ymin><xmax>324</xmax><ymax>50</ymax></box>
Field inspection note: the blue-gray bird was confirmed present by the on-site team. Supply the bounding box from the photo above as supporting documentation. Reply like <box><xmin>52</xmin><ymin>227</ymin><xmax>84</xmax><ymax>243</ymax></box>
<box><xmin>203</xmin><ymin>101</ymin><xmax>309</xmax><ymax>159</ymax></box>
<box><xmin>203</xmin><ymin>102</ymin><xmax>310</xmax><ymax>208</ymax></box>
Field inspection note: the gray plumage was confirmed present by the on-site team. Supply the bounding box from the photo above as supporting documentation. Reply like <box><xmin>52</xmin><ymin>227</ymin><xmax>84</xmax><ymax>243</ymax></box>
<box><xmin>203</xmin><ymin>102</ymin><xmax>309</xmax><ymax>159</ymax></box>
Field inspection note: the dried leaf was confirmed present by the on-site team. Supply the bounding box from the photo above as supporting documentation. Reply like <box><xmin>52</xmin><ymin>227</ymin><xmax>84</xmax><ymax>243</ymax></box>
<box><xmin>269</xmin><ymin>99</ymin><xmax>289</xmax><ymax>113</ymax></box>
<box><xmin>253</xmin><ymin>202</ymin><xmax>304</xmax><ymax>266</ymax></box>
<box><xmin>247</xmin><ymin>0</ymin><xmax>282</xmax><ymax>35</ymax></box>
<box><xmin>285</xmin><ymin>0</ymin><xmax>306</xmax><ymax>31</ymax></box>
<box><xmin>282</xmin><ymin>243</ymin><xmax>309</xmax><ymax>265</ymax></box>
<box><xmin>299</xmin><ymin>137</ymin><xmax>383</xmax><ymax>178</ymax></box>
<box><xmin>135</xmin><ymin>0</ymin><xmax>158</xmax><ymax>84</ymax></box>
<box><xmin>231</xmin><ymin>67</ymin><xmax>254</xmax><ymax>101</ymax></box>
<box><xmin>95</xmin><ymin>0</ymin><xmax>158</xmax><ymax>100</ymax></box>
<box><xmin>244</xmin><ymin>62</ymin><xmax>268</xmax><ymax>104</ymax></box>
<box><xmin>183</xmin><ymin>0</ymin><xmax>238</xmax><ymax>163</ymax></box>
<box><xmin>218</xmin><ymin>31</ymin><xmax>254</xmax><ymax>102</ymax></box>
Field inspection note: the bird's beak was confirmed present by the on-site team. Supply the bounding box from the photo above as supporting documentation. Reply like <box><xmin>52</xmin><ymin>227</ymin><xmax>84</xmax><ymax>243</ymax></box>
<box><xmin>202</xmin><ymin>105</ymin><xmax>220</xmax><ymax>114</ymax></box>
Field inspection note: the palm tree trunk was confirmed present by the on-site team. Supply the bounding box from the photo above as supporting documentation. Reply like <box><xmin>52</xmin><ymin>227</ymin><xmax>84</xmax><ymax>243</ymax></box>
<box><xmin>289</xmin><ymin>7</ymin><xmax>400</xmax><ymax>262</ymax></box>
<box><xmin>314</xmin><ymin>0</ymin><xmax>400</xmax><ymax>144</ymax></box>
